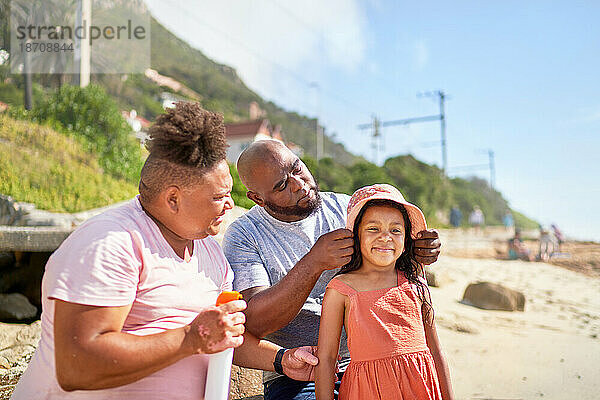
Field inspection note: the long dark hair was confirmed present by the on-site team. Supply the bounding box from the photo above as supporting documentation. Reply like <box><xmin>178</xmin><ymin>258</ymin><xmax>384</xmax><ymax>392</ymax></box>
<box><xmin>338</xmin><ymin>199</ymin><xmax>433</xmax><ymax>321</ymax></box>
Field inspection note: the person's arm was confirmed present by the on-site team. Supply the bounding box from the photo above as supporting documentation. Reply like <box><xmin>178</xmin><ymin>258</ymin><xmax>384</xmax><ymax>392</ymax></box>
<box><xmin>54</xmin><ymin>299</ymin><xmax>246</xmax><ymax>391</ymax></box>
<box><xmin>233</xmin><ymin>334</ymin><xmax>318</xmax><ymax>381</ymax></box>
<box><xmin>241</xmin><ymin>228</ymin><xmax>354</xmax><ymax>337</ymax></box>
<box><xmin>423</xmin><ymin>308</ymin><xmax>454</xmax><ymax>400</ymax></box>
<box><xmin>413</xmin><ymin>229</ymin><xmax>442</xmax><ymax>265</ymax></box>
<box><xmin>315</xmin><ymin>287</ymin><xmax>345</xmax><ymax>400</ymax></box>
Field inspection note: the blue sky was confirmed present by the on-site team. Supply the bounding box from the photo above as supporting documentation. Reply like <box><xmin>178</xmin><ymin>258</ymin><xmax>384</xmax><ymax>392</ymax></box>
<box><xmin>146</xmin><ymin>0</ymin><xmax>600</xmax><ymax>242</ymax></box>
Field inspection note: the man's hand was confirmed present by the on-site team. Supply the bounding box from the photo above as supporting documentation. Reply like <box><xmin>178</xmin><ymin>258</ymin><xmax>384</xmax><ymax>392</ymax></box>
<box><xmin>185</xmin><ymin>300</ymin><xmax>247</xmax><ymax>354</ymax></box>
<box><xmin>303</xmin><ymin>228</ymin><xmax>354</xmax><ymax>272</ymax></box>
<box><xmin>413</xmin><ymin>229</ymin><xmax>441</xmax><ymax>265</ymax></box>
<box><xmin>281</xmin><ymin>346</ymin><xmax>319</xmax><ymax>381</ymax></box>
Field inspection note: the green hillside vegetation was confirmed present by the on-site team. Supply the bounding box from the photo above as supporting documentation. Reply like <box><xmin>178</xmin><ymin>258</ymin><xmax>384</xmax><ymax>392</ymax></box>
<box><xmin>305</xmin><ymin>154</ymin><xmax>539</xmax><ymax>229</ymax></box>
<box><xmin>0</xmin><ymin>114</ymin><xmax>137</xmax><ymax>212</ymax></box>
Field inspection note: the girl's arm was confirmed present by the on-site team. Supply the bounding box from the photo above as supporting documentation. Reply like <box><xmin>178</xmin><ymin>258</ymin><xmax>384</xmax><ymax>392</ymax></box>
<box><xmin>423</xmin><ymin>308</ymin><xmax>454</xmax><ymax>400</ymax></box>
<box><xmin>315</xmin><ymin>286</ymin><xmax>346</xmax><ymax>400</ymax></box>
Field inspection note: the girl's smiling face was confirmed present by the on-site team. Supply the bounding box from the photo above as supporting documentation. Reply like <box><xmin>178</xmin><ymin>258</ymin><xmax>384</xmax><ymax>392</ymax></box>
<box><xmin>358</xmin><ymin>205</ymin><xmax>406</xmax><ymax>269</ymax></box>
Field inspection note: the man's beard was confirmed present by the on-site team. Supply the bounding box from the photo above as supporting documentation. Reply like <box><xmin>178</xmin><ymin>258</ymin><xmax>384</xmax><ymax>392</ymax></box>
<box><xmin>264</xmin><ymin>187</ymin><xmax>321</xmax><ymax>220</ymax></box>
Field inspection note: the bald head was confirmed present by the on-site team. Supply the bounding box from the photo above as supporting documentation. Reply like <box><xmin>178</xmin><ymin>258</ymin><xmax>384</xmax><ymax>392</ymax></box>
<box><xmin>237</xmin><ymin>140</ymin><xmax>292</xmax><ymax>191</ymax></box>
<box><xmin>236</xmin><ymin>140</ymin><xmax>320</xmax><ymax>221</ymax></box>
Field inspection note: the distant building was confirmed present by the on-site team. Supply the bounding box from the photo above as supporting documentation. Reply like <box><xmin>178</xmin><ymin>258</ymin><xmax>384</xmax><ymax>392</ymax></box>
<box><xmin>122</xmin><ymin>110</ymin><xmax>151</xmax><ymax>144</ymax></box>
<box><xmin>225</xmin><ymin>101</ymin><xmax>304</xmax><ymax>162</ymax></box>
<box><xmin>225</xmin><ymin>119</ymin><xmax>278</xmax><ymax>163</ymax></box>
<box><xmin>159</xmin><ymin>92</ymin><xmax>186</xmax><ymax>109</ymax></box>
<box><xmin>224</xmin><ymin>119</ymin><xmax>305</xmax><ymax>163</ymax></box>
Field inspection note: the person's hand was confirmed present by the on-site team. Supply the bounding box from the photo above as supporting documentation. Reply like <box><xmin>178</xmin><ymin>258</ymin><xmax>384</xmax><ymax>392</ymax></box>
<box><xmin>413</xmin><ymin>229</ymin><xmax>441</xmax><ymax>265</ymax></box>
<box><xmin>304</xmin><ymin>228</ymin><xmax>354</xmax><ymax>271</ymax></box>
<box><xmin>281</xmin><ymin>346</ymin><xmax>319</xmax><ymax>381</ymax></box>
<box><xmin>185</xmin><ymin>300</ymin><xmax>247</xmax><ymax>354</ymax></box>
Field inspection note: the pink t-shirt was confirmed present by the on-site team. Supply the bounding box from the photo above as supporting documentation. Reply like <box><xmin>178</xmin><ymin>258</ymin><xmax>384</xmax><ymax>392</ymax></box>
<box><xmin>12</xmin><ymin>197</ymin><xmax>233</xmax><ymax>400</ymax></box>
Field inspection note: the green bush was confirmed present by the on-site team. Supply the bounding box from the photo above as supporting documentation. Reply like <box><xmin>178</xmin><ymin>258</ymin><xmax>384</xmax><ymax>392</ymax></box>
<box><xmin>11</xmin><ymin>84</ymin><xmax>144</xmax><ymax>183</ymax></box>
<box><xmin>229</xmin><ymin>163</ymin><xmax>254</xmax><ymax>209</ymax></box>
<box><xmin>302</xmin><ymin>156</ymin><xmax>354</xmax><ymax>194</ymax></box>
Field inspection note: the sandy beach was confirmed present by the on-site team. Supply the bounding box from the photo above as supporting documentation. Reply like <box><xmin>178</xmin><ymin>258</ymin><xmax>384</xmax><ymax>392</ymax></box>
<box><xmin>431</xmin><ymin>229</ymin><xmax>600</xmax><ymax>400</ymax></box>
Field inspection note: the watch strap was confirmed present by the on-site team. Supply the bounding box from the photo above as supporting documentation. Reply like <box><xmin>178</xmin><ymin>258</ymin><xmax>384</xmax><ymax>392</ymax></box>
<box><xmin>273</xmin><ymin>348</ymin><xmax>286</xmax><ymax>375</ymax></box>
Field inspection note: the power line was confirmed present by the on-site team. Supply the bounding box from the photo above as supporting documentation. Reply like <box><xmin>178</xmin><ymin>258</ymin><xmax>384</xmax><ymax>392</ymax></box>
<box><xmin>448</xmin><ymin>149</ymin><xmax>495</xmax><ymax>189</ymax></box>
<box><xmin>358</xmin><ymin>90</ymin><xmax>448</xmax><ymax>173</ymax></box>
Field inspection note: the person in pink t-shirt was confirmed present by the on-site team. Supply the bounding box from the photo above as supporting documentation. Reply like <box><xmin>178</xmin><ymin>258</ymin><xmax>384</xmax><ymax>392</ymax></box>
<box><xmin>11</xmin><ymin>103</ymin><xmax>317</xmax><ymax>400</ymax></box>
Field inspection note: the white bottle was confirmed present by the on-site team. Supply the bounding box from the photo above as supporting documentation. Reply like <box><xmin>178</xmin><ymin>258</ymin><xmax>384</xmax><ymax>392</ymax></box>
<box><xmin>204</xmin><ymin>348</ymin><xmax>234</xmax><ymax>400</ymax></box>
<box><xmin>204</xmin><ymin>291</ymin><xmax>241</xmax><ymax>400</ymax></box>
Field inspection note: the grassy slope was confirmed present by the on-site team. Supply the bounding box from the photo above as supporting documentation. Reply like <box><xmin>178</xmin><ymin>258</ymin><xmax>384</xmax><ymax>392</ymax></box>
<box><xmin>0</xmin><ymin>114</ymin><xmax>137</xmax><ymax>213</ymax></box>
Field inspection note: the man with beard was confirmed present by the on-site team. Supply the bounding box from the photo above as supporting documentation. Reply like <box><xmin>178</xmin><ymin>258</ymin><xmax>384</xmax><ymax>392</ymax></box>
<box><xmin>222</xmin><ymin>140</ymin><xmax>441</xmax><ymax>400</ymax></box>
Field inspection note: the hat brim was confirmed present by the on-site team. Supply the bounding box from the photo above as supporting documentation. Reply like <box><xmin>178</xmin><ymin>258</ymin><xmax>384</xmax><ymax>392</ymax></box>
<box><xmin>346</xmin><ymin>196</ymin><xmax>427</xmax><ymax>239</ymax></box>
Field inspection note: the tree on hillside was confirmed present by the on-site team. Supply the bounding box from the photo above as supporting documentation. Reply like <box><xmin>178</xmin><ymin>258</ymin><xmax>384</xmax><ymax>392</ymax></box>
<box><xmin>22</xmin><ymin>84</ymin><xmax>144</xmax><ymax>182</ymax></box>
<box><xmin>383</xmin><ymin>155</ymin><xmax>448</xmax><ymax>218</ymax></box>
<box><xmin>302</xmin><ymin>156</ymin><xmax>354</xmax><ymax>194</ymax></box>
<box><xmin>349</xmin><ymin>161</ymin><xmax>395</xmax><ymax>191</ymax></box>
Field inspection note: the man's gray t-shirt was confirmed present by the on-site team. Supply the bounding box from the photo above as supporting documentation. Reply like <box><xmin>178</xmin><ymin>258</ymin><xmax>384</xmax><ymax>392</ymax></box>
<box><xmin>222</xmin><ymin>192</ymin><xmax>351</xmax><ymax>381</ymax></box>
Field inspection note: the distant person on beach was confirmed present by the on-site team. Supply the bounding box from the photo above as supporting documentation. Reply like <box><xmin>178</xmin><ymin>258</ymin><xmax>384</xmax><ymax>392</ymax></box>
<box><xmin>222</xmin><ymin>140</ymin><xmax>442</xmax><ymax>400</ymax></box>
<box><xmin>469</xmin><ymin>206</ymin><xmax>485</xmax><ymax>232</ymax></box>
<box><xmin>503</xmin><ymin>211</ymin><xmax>514</xmax><ymax>231</ymax></box>
<box><xmin>450</xmin><ymin>206</ymin><xmax>462</xmax><ymax>228</ymax></box>
<box><xmin>508</xmin><ymin>228</ymin><xmax>534</xmax><ymax>261</ymax></box>
<box><xmin>539</xmin><ymin>225</ymin><xmax>557</xmax><ymax>262</ymax></box>
<box><xmin>11</xmin><ymin>103</ymin><xmax>317</xmax><ymax>400</ymax></box>
<box><xmin>551</xmin><ymin>223</ymin><xmax>565</xmax><ymax>252</ymax></box>
<box><xmin>315</xmin><ymin>184</ymin><xmax>453</xmax><ymax>400</ymax></box>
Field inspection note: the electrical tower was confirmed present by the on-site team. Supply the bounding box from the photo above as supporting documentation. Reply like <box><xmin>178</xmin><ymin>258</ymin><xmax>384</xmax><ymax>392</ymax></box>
<box><xmin>358</xmin><ymin>90</ymin><xmax>448</xmax><ymax>173</ymax></box>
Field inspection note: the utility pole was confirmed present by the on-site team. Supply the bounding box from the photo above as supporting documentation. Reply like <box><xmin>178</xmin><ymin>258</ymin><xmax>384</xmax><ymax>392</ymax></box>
<box><xmin>74</xmin><ymin>0</ymin><xmax>91</xmax><ymax>87</ymax></box>
<box><xmin>23</xmin><ymin>45</ymin><xmax>32</xmax><ymax>110</ymax></box>
<box><xmin>449</xmin><ymin>148</ymin><xmax>496</xmax><ymax>189</ymax></box>
<box><xmin>310</xmin><ymin>82</ymin><xmax>323</xmax><ymax>161</ymax></box>
<box><xmin>420</xmin><ymin>90</ymin><xmax>447</xmax><ymax>174</ymax></box>
<box><xmin>357</xmin><ymin>90</ymin><xmax>448</xmax><ymax>172</ymax></box>
<box><xmin>366</xmin><ymin>114</ymin><xmax>381</xmax><ymax>163</ymax></box>
<box><xmin>488</xmin><ymin>149</ymin><xmax>495</xmax><ymax>189</ymax></box>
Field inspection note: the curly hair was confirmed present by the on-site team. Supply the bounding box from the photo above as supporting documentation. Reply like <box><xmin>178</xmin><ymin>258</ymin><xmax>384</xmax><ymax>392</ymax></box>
<box><xmin>146</xmin><ymin>102</ymin><xmax>227</xmax><ymax>168</ymax></box>
<box><xmin>139</xmin><ymin>102</ymin><xmax>229</xmax><ymax>202</ymax></box>
<box><xmin>337</xmin><ymin>199</ymin><xmax>434</xmax><ymax>322</ymax></box>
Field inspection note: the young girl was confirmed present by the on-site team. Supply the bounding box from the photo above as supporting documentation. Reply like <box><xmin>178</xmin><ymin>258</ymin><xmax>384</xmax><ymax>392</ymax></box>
<box><xmin>315</xmin><ymin>184</ymin><xmax>453</xmax><ymax>400</ymax></box>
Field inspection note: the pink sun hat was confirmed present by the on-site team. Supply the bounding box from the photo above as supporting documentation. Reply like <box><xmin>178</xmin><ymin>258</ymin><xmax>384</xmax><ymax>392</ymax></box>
<box><xmin>346</xmin><ymin>184</ymin><xmax>427</xmax><ymax>238</ymax></box>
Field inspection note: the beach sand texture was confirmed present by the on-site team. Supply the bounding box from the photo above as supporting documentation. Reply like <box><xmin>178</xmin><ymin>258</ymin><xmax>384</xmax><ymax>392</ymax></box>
<box><xmin>431</xmin><ymin>229</ymin><xmax>600</xmax><ymax>400</ymax></box>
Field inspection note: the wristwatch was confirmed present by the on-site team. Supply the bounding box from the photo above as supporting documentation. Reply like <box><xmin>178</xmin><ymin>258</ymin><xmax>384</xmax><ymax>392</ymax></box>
<box><xmin>273</xmin><ymin>348</ymin><xmax>286</xmax><ymax>375</ymax></box>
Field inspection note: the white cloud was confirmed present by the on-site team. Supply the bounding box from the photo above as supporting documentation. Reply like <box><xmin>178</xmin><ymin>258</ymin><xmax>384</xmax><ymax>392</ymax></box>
<box><xmin>145</xmin><ymin>0</ymin><xmax>368</xmax><ymax>111</ymax></box>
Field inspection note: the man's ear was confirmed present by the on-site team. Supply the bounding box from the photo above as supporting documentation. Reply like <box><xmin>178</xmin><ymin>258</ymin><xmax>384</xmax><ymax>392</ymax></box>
<box><xmin>246</xmin><ymin>191</ymin><xmax>264</xmax><ymax>207</ymax></box>
<box><xmin>163</xmin><ymin>186</ymin><xmax>181</xmax><ymax>213</ymax></box>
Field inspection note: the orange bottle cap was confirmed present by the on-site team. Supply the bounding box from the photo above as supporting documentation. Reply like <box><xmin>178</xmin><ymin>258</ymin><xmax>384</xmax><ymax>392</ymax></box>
<box><xmin>216</xmin><ymin>291</ymin><xmax>243</xmax><ymax>306</ymax></box>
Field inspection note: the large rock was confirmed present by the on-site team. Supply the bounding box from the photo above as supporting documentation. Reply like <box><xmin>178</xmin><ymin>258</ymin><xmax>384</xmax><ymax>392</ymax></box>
<box><xmin>425</xmin><ymin>268</ymin><xmax>453</xmax><ymax>287</ymax></box>
<box><xmin>461</xmin><ymin>281</ymin><xmax>525</xmax><ymax>311</ymax></box>
<box><xmin>0</xmin><ymin>321</ymin><xmax>41</xmax><ymax>399</ymax></box>
<box><xmin>0</xmin><ymin>294</ymin><xmax>38</xmax><ymax>321</ymax></box>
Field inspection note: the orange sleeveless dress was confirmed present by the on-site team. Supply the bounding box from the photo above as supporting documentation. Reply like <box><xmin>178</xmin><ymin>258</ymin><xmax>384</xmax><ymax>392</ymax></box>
<box><xmin>327</xmin><ymin>272</ymin><xmax>442</xmax><ymax>400</ymax></box>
